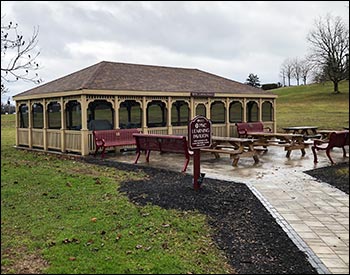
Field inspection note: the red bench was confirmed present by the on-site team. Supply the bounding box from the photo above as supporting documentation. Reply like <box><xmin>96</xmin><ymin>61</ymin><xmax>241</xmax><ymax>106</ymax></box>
<box><xmin>133</xmin><ymin>133</ymin><xmax>193</xmax><ymax>172</ymax></box>
<box><xmin>93</xmin><ymin>129</ymin><xmax>140</xmax><ymax>158</ymax></box>
<box><xmin>311</xmin><ymin>130</ymin><xmax>349</xmax><ymax>164</ymax></box>
<box><xmin>236</xmin><ymin>122</ymin><xmax>271</xmax><ymax>137</ymax></box>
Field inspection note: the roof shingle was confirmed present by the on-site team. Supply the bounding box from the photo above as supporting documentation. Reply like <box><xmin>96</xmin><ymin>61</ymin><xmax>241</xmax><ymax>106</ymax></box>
<box><xmin>14</xmin><ymin>61</ymin><xmax>275</xmax><ymax>97</ymax></box>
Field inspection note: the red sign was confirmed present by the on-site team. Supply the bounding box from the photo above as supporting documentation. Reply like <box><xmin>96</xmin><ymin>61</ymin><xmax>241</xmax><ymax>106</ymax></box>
<box><xmin>188</xmin><ymin>115</ymin><xmax>212</xmax><ymax>150</ymax></box>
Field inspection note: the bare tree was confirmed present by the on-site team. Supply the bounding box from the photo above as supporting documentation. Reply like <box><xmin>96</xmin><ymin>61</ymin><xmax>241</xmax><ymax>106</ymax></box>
<box><xmin>292</xmin><ymin>57</ymin><xmax>301</xmax><ymax>86</ymax></box>
<box><xmin>279</xmin><ymin>67</ymin><xmax>286</xmax><ymax>87</ymax></box>
<box><xmin>1</xmin><ymin>15</ymin><xmax>42</xmax><ymax>94</ymax></box>
<box><xmin>281</xmin><ymin>58</ymin><xmax>294</xmax><ymax>86</ymax></box>
<box><xmin>307</xmin><ymin>14</ymin><xmax>349</xmax><ymax>93</ymax></box>
<box><xmin>299</xmin><ymin>59</ymin><xmax>313</xmax><ymax>85</ymax></box>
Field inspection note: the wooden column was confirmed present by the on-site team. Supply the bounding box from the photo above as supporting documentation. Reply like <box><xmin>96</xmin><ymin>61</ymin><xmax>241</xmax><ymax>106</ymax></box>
<box><xmin>28</xmin><ymin>100</ymin><xmax>32</xmax><ymax>148</ymax></box>
<box><xmin>243</xmin><ymin>98</ymin><xmax>247</xmax><ymax>122</ymax></box>
<box><xmin>142</xmin><ymin>96</ymin><xmax>148</xmax><ymax>134</ymax></box>
<box><xmin>43</xmin><ymin>98</ymin><xmax>48</xmax><ymax>151</ymax></box>
<box><xmin>225</xmin><ymin>97</ymin><xmax>230</xmax><ymax>137</ymax></box>
<box><xmin>60</xmin><ymin>97</ymin><xmax>66</xmax><ymax>152</ymax></box>
<box><xmin>114</xmin><ymin>96</ymin><xmax>119</xmax><ymax>129</ymax></box>
<box><xmin>167</xmin><ymin>97</ymin><xmax>172</xmax><ymax>135</ymax></box>
<box><xmin>80</xmin><ymin>95</ymin><xmax>89</xmax><ymax>156</ymax></box>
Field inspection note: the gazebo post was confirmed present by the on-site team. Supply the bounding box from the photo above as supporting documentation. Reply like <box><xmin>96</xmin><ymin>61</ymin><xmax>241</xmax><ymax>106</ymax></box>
<box><xmin>28</xmin><ymin>99</ymin><xmax>33</xmax><ymax>149</ymax></box>
<box><xmin>273</xmin><ymin>98</ymin><xmax>277</xmax><ymax>132</ymax></box>
<box><xmin>167</xmin><ymin>97</ymin><xmax>172</xmax><ymax>134</ymax></box>
<box><xmin>142</xmin><ymin>97</ymin><xmax>148</xmax><ymax>134</ymax></box>
<box><xmin>114</xmin><ymin>96</ymin><xmax>119</xmax><ymax>129</ymax></box>
<box><xmin>60</xmin><ymin>97</ymin><xmax>66</xmax><ymax>153</ymax></box>
<box><xmin>80</xmin><ymin>95</ymin><xmax>89</xmax><ymax>156</ymax></box>
<box><xmin>225</xmin><ymin>97</ymin><xmax>230</xmax><ymax>137</ymax></box>
<box><xmin>43</xmin><ymin>99</ymin><xmax>48</xmax><ymax>151</ymax></box>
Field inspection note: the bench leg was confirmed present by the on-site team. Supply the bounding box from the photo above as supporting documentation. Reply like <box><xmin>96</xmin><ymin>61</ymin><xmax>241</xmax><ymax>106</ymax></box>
<box><xmin>286</xmin><ymin>150</ymin><xmax>291</xmax><ymax>158</ymax></box>
<box><xmin>145</xmin><ymin>150</ymin><xmax>151</xmax><ymax>162</ymax></box>
<box><xmin>301</xmin><ymin>148</ymin><xmax>306</xmax><ymax>157</ymax></box>
<box><xmin>101</xmin><ymin>147</ymin><xmax>106</xmax><ymax>159</ymax></box>
<box><xmin>134</xmin><ymin>150</ymin><xmax>141</xmax><ymax>164</ymax></box>
<box><xmin>94</xmin><ymin>146</ymin><xmax>100</xmax><ymax>157</ymax></box>
<box><xmin>232</xmin><ymin>157</ymin><xmax>239</xmax><ymax>166</ymax></box>
<box><xmin>342</xmin><ymin>146</ymin><xmax>347</xmax><ymax>158</ymax></box>
<box><xmin>311</xmin><ymin>146</ymin><xmax>319</xmax><ymax>163</ymax></box>
<box><xmin>182</xmin><ymin>157</ymin><xmax>190</xmax><ymax>173</ymax></box>
<box><xmin>253</xmin><ymin>154</ymin><xmax>259</xmax><ymax>164</ymax></box>
<box><xmin>326</xmin><ymin>148</ymin><xmax>335</xmax><ymax>165</ymax></box>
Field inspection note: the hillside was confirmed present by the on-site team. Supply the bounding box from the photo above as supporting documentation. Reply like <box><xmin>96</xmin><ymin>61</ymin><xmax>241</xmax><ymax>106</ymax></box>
<box><xmin>272</xmin><ymin>80</ymin><xmax>349</xmax><ymax>131</ymax></box>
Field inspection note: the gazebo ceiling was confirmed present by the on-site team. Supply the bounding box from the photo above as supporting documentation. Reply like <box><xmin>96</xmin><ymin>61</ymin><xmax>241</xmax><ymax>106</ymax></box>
<box><xmin>14</xmin><ymin>61</ymin><xmax>276</xmax><ymax>98</ymax></box>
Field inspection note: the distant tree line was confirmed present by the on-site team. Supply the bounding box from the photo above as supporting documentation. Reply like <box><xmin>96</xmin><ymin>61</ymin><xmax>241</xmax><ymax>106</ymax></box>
<box><xmin>246</xmin><ymin>15</ymin><xmax>348</xmax><ymax>93</ymax></box>
<box><xmin>280</xmin><ymin>14</ymin><xmax>349</xmax><ymax>93</ymax></box>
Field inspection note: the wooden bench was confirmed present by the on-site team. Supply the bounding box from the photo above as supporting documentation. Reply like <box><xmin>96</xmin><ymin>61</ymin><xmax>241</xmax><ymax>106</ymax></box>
<box><xmin>93</xmin><ymin>129</ymin><xmax>140</xmax><ymax>158</ymax></box>
<box><xmin>236</xmin><ymin>122</ymin><xmax>271</xmax><ymax>137</ymax></box>
<box><xmin>311</xmin><ymin>130</ymin><xmax>349</xmax><ymax>164</ymax></box>
<box><xmin>133</xmin><ymin>133</ymin><xmax>193</xmax><ymax>172</ymax></box>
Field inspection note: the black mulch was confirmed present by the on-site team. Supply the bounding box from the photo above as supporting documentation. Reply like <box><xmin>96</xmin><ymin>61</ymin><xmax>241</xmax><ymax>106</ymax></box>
<box><xmin>304</xmin><ymin>162</ymin><xmax>349</xmax><ymax>195</ymax></box>
<box><xmin>84</xmin><ymin>157</ymin><xmax>318</xmax><ymax>274</ymax></box>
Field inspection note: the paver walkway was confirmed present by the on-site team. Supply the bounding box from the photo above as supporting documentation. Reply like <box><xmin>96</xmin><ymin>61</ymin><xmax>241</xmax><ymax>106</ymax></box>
<box><xmin>110</xmin><ymin>146</ymin><xmax>349</xmax><ymax>274</ymax></box>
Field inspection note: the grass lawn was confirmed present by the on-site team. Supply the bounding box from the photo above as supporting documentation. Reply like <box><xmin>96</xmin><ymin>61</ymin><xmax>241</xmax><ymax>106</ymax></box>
<box><xmin>274</xmin><ymin>80</ymin><xmax>349</xmax><ymax>131</ymax></box>
<box><xmin>1</xmin><ymin>114</ymin><xmax>232</xmax><ymax>274</ymax></box>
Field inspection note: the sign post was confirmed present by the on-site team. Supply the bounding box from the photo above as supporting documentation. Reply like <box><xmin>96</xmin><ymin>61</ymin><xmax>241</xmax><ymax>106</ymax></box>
<box><xmin>188</xmin><ymin>115</ymin><xmax>212</xmax><ymax>190</ymax></box>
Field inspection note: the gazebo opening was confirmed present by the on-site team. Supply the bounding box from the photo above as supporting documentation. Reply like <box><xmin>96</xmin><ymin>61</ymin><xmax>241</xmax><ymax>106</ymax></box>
<box><xmin>66</xmin><ymin>100</ymin><xmax>82</xmax><ymax>130</ymax></box>
<box><xmin>119</xmin><ymin>100</ymin><xmax>142</xmax><ymax>129</ymax></box>
<box><xmin>32</xmin><ymin>103</ymin><xmax>43</xmax><ymax>129</ymax></box>
<box><xmin>19</xmin><ymin>104</ymin><xmax>29</xmax><ymax>128</ymax></box>
<box><xmin>147</xmin><ymin>100</ymin><xmax>167</xmax><ymax>128</ymax></box>
<box><xmin>262</xmin><ymin>101</ymin><xmax>273</xmax><ymax>121</ymax></box>
<box><xmin>88</xmin><ymin>100</ymin><xmax>113</xmax><ymax>130</ymax></box>
<box><xmin>247</xmin><ymin>101</ymin><xmax>258</xmax><ymax>122</ymax></box>
<box><xmin>48</xmin><ymin>101</ymin><xmax>61</xmax><ymax>129</ymax></box>
<box><xmin>211</xmin><ymin>101</ymin><xmax>225</xmax><ymax>124</ymax></box>
<box><xmin>196</xmin><ymin>103</ymin><xmax>206</xmax><ymax>117</ymax></box>
<box><xmin>229</xmin><ymin>101</ymin><xmax>243</xmax><ymax>123</ymax></box>
<box><xmin>171</xmin><ymin>100</ymin><xmax>189</xmax><ymax>126</ymax></box>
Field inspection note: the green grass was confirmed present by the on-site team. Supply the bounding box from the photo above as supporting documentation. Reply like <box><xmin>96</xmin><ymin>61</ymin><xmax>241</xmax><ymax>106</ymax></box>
<box><xmin>274</xmin><ymin>80</ymin><xmax>349</xmax><ymax>131</ymax></box>
<box><xmin>1</xmin><ymin>114</ymin><xmax>232</xmax><ymax>274</ymax></box>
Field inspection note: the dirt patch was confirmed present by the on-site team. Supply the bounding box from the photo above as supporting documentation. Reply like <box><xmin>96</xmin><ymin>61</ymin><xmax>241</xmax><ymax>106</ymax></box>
<box><xmin>85</xmin><ymin>157</ymin><xmax>318</xmax><ymax>274</ymax></box>
<box><xmin>1</xmin><ymin>248</ymin><xmax>49</xmax><ymax>274</ymax></box>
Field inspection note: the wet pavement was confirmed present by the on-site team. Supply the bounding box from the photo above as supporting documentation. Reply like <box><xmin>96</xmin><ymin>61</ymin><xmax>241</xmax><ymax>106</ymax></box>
<box><xmin>107</xmin><ymin>145</ymin><xmax>349</xmax><ymax>274</ymax></box>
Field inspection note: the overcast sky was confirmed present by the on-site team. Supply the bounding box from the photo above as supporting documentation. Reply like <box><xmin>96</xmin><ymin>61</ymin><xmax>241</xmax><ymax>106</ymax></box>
<box><xmin>1</xmin><ymin>1</ymin><xmax>349</xmax><ymax>103</ymax></box>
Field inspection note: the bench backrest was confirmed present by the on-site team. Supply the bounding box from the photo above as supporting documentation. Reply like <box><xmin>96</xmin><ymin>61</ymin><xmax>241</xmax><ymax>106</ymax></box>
<box><xmin>133</xmin><ymin>133</ymin><xmax>190</xmax><ymax>157</ymax></box>
<box><xmin>93</xmin><ymin>129</ymin><xmax>140</xmax><ymax>143</ymax></box>
<box><xmin>328</xmin><ymin>131</ymin><xmax>349</xmax><ymax>148</ymax></box>
<box><xmin>236</xmin><ymin>122</ymin><xmax>264</xmax><ymax>136</ymax></box>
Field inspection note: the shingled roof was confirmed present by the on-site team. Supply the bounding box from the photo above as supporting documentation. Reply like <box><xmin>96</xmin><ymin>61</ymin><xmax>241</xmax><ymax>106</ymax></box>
<box><xmin>14</xmin><ymin>61</ymin><xmax>275</xmax><ymax>97</ymax></box>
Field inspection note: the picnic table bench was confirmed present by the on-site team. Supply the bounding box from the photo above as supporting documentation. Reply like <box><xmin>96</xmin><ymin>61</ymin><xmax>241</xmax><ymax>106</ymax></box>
<box><xmin>236</xmin><ymin>122</ymin><xmax>272</xmax><ymax>137</ymax></box>
<box><xmin>311</xmin><ymin>130</ymin><xmax>349</xmax><ymax>164</ymax></box>
<box><xmin>133</xmin><ymin>133</ymin><xmax>193</xmax><ymax>172</ymax></box>
<box><xmin>201</xmin><ymin>136</ymin><xmax>259</xmax><ymax>166</ymax></box>
<box><xmin>93</xmin><ymin>128</ymin><xmax>140</xmax><ymax>158</ymax></box>
<box><xmin>248</xmin><ymin>132</ymin><xmax>308</xmax><ymax>157</ymax></box>
<box><xmin>282</xmin><ymin>126</ymin><xmax>321</xmax><ymax>140</ymax></box>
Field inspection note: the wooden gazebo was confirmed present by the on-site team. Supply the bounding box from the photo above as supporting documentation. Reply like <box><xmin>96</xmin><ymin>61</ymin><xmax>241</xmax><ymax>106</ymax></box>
<box><xmin>13</xmin><ymin>61</ymin><xmax>278</xmax><ymax>156</ymax></box>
